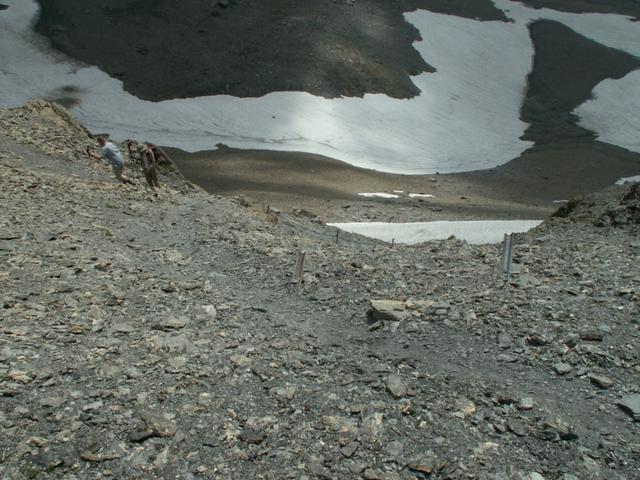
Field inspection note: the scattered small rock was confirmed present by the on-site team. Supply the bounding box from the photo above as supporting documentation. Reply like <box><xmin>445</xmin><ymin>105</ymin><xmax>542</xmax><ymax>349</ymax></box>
<box><xmin>369</xmin><ymin>299</ymin><xmax>411</xmax><ymax>322</ymax></box>
<box><xmin>554</xmin><ymin>363</ymin><xmax>573</xmax><ymax>376</ymax></box>
<box><xmin>589</xmin><ymin>373</ymin><xmax>614</xmax><ymax>389</ymax></box>
<box><xmin>385</xmin><ymin>374</ymin><xmax>408</xmax><ymax>399</ymax></box>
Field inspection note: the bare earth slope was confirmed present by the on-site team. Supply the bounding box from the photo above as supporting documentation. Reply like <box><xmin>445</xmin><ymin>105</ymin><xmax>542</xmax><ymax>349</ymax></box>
<box><xmin>1</xmin><ymin>103</ymin><xmax>639</xmax><ymax>479</ymax></box>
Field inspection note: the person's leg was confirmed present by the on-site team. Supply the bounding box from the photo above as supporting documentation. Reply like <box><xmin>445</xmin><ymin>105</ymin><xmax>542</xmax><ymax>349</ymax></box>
<box><xmin>113</xmin><ymin>164</ymin><xmax>134</xmax><ymax>184</ymax></box>
<box><xmin>150</xmin><ymin>166</ymin><xmax>160</xmax><ymax>188</ymax></box>
<box><xmin>144</xmin><ymin>168</ymin><xmax>153</xmax><ymax>187</ymax></box>
<box><xmin>112</xmin><ymin>164</ymin><xmax>125</xmax><ymax>182</ymax></box>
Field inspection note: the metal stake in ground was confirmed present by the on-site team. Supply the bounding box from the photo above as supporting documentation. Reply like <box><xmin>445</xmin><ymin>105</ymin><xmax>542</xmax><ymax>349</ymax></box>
<box><xmin>293</xmin><ymin>250</ymin><xmax>306</xmax><ymax>285</ymax></box>
<box><xmin>501</xmin><ymin>233</ymin><xmax>514</xmax><ymax>284</ymax></box>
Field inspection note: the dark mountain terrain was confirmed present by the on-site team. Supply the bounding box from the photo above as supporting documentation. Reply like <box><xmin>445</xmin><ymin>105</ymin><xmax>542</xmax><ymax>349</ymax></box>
<box><xmin>520</xmin><ymin>20</ymin><xmax>640</xmax><ymax>145</ymax></box>
<box><xmin>33</xmin><ymin>0</ymin><xmax>640</xmax><ymax>103</ymax></box>
<box><xmin>34</xmin><ymin>0</ymin><xmax>508</xmax><ymax>101</ymax></box>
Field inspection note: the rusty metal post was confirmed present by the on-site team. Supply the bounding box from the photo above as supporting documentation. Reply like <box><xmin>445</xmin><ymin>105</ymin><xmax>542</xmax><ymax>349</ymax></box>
<box><xmin>293</xmin><ymin>250</ymin><xmax>306</xmax><ymax>285</ymax></box>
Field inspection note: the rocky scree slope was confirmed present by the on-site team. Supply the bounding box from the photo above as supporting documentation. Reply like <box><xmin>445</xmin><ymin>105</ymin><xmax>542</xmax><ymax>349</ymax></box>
<box><xmin>0</xmin><ymin>101</ymin><xmax>639</xmax><ymax>479</ymax></box>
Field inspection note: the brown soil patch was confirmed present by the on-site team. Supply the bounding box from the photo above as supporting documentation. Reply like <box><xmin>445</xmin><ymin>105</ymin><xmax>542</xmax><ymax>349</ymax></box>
<box><xmin>166</xmin><ymin>140</ymin><xmax>640</xmax><ymax>223</ymax></box>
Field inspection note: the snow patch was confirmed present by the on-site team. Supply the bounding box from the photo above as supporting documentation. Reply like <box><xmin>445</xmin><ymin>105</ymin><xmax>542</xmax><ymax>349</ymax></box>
<box><xmin>616</xmin><ymin>175</ymin><xmax>640</xmax><ymax>185</ymax></box>
<box><xmin>329</xmin><ymin>220</ymin><xmax>543</xmax><ymax>245</ymax></box>
<box><xmin>358</xmin><ymin>193</ymin><xmax>400</xmax><ymax>199</ymax></box>
<box><xmin>409</xmin><ymin>193</ymin><xmax>435</xmax><ymax>198</ymax></box>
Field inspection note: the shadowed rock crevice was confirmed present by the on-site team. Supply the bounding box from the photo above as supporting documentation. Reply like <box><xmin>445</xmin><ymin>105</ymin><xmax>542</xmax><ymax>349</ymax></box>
<box><xmin>34</xmin><ymin>0</ymin><xmax>506</xmax><ymax>101</ymax></box>
<box><xmin>520</xmin><ymin>20</ymin><xmax>640</xmax><ymax>146</ymax></box>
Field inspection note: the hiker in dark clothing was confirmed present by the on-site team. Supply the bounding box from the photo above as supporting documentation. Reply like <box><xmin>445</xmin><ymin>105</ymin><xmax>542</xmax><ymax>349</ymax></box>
<box><xmin>138</xmin><ymin>143</ymin><xmax>160</xmax><ymax>189</ymax></box>
<box><xmin>127</xmin><ymin>140</ymin><xmax>160</xmax><ymax>189</ymax></box>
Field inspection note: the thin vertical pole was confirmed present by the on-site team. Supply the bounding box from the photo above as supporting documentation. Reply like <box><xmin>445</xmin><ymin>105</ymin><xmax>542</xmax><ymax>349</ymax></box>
<box><xmin>501</xmin><ymin>233</ymin><xmax>513</xmax><ymax>284</ymax></box>
<box><xmin>293</xmin><ymin>250</ymin><xmax>306</xmax><ymax>285</ymax></box>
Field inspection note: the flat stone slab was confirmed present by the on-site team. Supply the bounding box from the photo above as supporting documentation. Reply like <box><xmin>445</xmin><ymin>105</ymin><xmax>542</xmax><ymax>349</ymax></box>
<box><xmin>385</xmin><ymin>374</ymin><xmax>408</xmax><ymax>399</ymax></box>
<box><xmin>553</xmin><ymin>362</ymin><xmax>573</xmax><ymax>375</ymax></box>
<box><xmin>589</xmin><ymin>373</ymin><xmax>614</xmax><ymax>389</ymax></box>
<box><xmin>617</xmin><ymin>394</ymin><xmax>640</xmax><ymax>421</ymax></box>
<box><xmin>369</xmin><ymin>299</ymin><xmax>411</xmax><ymax>322</ymax></box>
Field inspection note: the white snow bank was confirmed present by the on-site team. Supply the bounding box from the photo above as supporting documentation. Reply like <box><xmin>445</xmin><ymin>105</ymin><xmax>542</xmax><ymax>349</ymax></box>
<box><xmin>358</xmin><ymin>193</ymin><xmax>400</xmax><ymax>199</ymax></box>
<box><xmin>576</xmin><ymin>73</ymin><xmax>640</xmax><ymax>154</ymax></box>
<box><xmin>329</xmin><ymin>220</ymin><xmax>543</xmax><ymax>245</ymax></box>
<box><xmin>616</xmin><ymin>175</ymin><xmax>640</xmax><ymax>185</ymax></box>
<box><xmin>409</xmin><ymin>193</ymin><xmax>435</xmax><ymax>198</ymax></box>
<box><xmin>358</xmin><ymin>192</ymin><xmax>435</xmax><ymax>199</ymax></box>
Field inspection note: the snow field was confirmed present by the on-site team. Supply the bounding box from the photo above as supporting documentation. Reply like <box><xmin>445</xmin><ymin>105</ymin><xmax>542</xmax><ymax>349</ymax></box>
<box><xmin>1</xmin><ymin>1</ymin><xmax>638</xmax><ymax>174</ymax></box>
<box><xmin>329</xmin><ymin>220</ymin><xmax>543</xmax><ymax>245</ymax></box>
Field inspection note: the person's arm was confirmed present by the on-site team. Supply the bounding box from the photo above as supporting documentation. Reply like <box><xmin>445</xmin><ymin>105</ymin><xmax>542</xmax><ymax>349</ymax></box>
<box><xmin>147</xmin><ymin>144</ymin><xmax>163</xmax><ymax>163</ymax></box>
<box><xmin>86</xmin><ymin>146</ymin><xmax>102</xmax><ymax>161</ymax></box>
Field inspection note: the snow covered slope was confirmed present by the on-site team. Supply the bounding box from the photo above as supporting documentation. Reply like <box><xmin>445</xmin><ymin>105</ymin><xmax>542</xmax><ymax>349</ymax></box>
<box><xmin>1</xmin><ymin>0</ymin><xmax>638</xmax><ymax>173</ymax></box>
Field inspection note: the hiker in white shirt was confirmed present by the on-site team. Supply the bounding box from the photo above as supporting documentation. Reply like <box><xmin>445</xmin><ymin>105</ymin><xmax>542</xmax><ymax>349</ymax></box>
<box><xmin>87</xmin><ymin>137</ymin><xmax>134</xmax><ymax>184</ymax></box>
